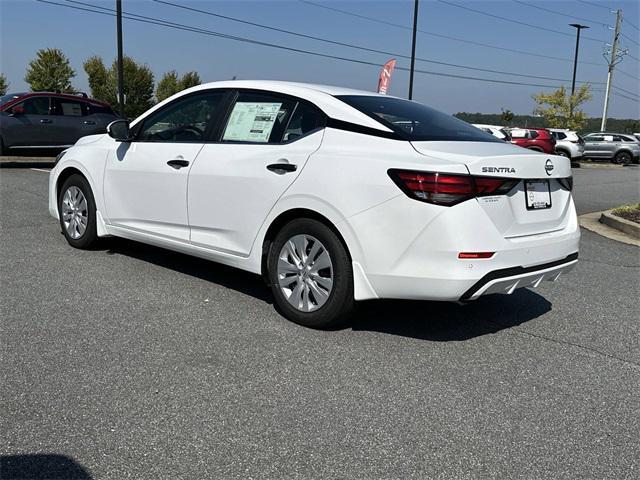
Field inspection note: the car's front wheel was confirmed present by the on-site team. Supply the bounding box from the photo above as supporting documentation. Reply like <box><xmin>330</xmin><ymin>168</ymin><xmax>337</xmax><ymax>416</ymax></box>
<box><xmin>58</xmin><ymin>174</ymin><xmax>98</xmax><ymax>249</ymax></box>
<box><xmin>267</xmin><ymin>218</ymin><xmax>354</xmax><ymax>329</ymax></box>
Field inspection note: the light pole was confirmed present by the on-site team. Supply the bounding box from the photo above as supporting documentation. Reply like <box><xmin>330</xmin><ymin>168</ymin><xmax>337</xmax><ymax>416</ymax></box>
<box><xmin>116</xmin><ymin>0</ymin><xmax>125</xmax><ymax>117</ymax></box>
<box><xmin>408</xmin><ymin>0</ymin><xmax>419</xmax><ymax>100</ymax></box>
<box><xmin>569</xmin><ymin>23</ymin><xmax>588</xmax><ymax>118</ymax></box>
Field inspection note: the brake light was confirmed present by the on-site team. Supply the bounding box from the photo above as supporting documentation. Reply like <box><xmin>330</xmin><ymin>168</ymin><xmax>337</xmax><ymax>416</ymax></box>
<box><xmin>388</xmin><ymin>170</ymin><xmax>519</xmax><ymax>206</ymax></box>
<box><xmin>558</xmin><ymin>177</ymin><xmax>573</xmax><ymax>191</ymax></box>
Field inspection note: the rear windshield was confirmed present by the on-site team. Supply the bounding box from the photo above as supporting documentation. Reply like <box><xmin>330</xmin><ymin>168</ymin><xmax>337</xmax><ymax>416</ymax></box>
<box><xmin>336</xmin><ymin>95</ymin><xmax>501</xmax><ymax>142</ymax></box>
<box><xmin>0</xmin><ymin>93</ymin><xmax>27</xmax><ymax>106</ymax></box>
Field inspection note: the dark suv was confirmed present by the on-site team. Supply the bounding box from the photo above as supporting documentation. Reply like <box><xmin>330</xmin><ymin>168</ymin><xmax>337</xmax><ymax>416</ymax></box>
<box><xmin>0</xmin><ymin>92</ymin><xmax>118</xmax><ymax>155</ymax></box>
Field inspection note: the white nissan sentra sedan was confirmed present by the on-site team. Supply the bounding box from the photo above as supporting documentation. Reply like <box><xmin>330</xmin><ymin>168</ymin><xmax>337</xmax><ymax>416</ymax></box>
<box><xmin>49</xmin><ymin>81</ymin><xmax>579</xmax><ymax>328</ymax></box>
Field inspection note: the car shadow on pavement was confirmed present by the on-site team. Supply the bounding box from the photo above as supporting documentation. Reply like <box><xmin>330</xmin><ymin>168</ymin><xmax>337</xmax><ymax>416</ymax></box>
<box><xmin>350</xmin><ymin>289</ymin><xmax>551</xmax><ymax>341</ymax></box>
<box><xmin>0</xmin><ymin>454</ymin><xmax>93</xmax><ymax>479</ymax></box>
<box><xmin>103</xmin><ymin>237</ymin><xmax>273</xmax><ymax>303</ymax></box>
<box><xmin>100</xmin><ymin>237</ymin><xmax>551</xmax><ymax>341</ymax></box>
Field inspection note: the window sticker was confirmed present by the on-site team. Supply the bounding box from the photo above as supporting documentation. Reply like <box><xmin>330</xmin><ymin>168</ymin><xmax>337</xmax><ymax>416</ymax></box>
<box><xmin>223</xmin><ymin>102</ymin><xmax>282</xmax><ymax>142</ymax></box>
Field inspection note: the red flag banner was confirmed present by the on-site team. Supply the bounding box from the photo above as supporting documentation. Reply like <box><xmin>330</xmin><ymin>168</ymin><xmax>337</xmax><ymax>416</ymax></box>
<box><xmin>377</xmin><ymin>59</ymin><xmax>397</xmax><ymax>94</ymax></box>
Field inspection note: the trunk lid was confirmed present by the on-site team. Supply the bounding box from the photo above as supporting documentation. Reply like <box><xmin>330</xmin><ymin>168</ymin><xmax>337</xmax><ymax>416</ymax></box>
<box><xmin>410</xmin><ymin>141</ymin><xmax>574</xmax><ymax>238</ymax></box>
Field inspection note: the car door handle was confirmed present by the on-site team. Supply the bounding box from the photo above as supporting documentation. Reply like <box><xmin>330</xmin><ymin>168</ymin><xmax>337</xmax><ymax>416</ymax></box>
<box><xmin>40</xmin><ymin>118</ymin><xmax>52</xmax><ymax>124</ymax></box>
<box><xmin>167</xmin><ymin>159</ymin><xmax>190</xmax><ymax>169</ymax></box>
<box><xmin>267</xmin><ymin>163</ymin><xmax>297</xmax><ymax>174</ymax></box>
<box><xmin>83</xmin><ymin>120</ymin><xmax>96</xmax><ymax>125</ymax></box>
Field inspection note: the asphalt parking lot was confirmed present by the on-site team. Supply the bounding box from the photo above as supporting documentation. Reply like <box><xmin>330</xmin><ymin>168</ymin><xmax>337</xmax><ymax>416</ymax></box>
<box><xmin>1</xmin><ymin>166</ymin><xmax>639</xmax><ymax>480</ymax></box>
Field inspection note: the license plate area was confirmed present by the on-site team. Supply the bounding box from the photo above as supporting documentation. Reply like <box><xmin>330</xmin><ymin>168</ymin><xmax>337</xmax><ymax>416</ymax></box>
<box><xmin>524</xmin><ymin>179</ymin><xmax>552</xmax><ymax>210</ymax></box>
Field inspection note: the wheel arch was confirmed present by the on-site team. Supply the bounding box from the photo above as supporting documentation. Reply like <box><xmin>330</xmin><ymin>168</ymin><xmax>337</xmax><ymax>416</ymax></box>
<box><xmin>260</xmin><ymin>208</ymin><xmax>352</xmax><ymax>283</ymax></box>
<box><xmin>56</xmin><ymin>166</ymin><xmax>87</xmax><ymax>199</ymax></box>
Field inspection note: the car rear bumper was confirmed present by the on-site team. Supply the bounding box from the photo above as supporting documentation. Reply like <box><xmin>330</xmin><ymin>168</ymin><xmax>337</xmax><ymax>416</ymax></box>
<box><xmin>345</xmin><ymin>193</ymin><xmax>580</xmax><ymax>301</ymax></box>
<box><xmin>459</xmin><ymin>252</ymin><xmax>578</xmax><ymax>301</ymax></box>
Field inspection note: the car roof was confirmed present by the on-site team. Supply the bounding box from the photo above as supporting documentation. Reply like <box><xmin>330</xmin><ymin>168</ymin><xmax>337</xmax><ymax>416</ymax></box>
<box><xmin>4</xmin><ymin>91</ymin><xmax>111</xmax><ymax>108</ymax></box>
<box><xmin>132</xmin><ymin>80</ymin><xmax>396</xmax><ymax>131</ymax></box>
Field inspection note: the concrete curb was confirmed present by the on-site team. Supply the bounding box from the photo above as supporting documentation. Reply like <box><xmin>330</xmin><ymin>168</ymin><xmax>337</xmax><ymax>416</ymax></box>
<box><xmin>600</xmin><ymin>210</ymin><xmax>640</xmax><ymax>240</ymax></box>
<box><xmin>579</xmin><ymin>211</ymin><xmax>640</xmax><ymax>247</ymax></box>
<box><xmin>0</xmin><ymin>156</ymin><xmax>56</xmax><ymax>168</ymax></box>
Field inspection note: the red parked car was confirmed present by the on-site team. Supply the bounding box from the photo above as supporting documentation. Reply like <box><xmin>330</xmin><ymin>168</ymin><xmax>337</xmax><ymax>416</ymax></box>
<box><xmin>507</xmin><ymin>127</ymin><xmax>556</xmax><ymax>154</ymax></box>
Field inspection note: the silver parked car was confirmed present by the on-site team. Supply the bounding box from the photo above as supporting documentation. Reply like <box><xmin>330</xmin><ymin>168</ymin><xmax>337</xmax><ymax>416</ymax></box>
<box><xmin>583</xmin><ymin>132</ymin><xmax>640</xmax><ymax>165</ymax></box>
<box><xmin>548</xmin><ymin>129</ymin><xmax>585</xmax><ymax>161</ymax></box>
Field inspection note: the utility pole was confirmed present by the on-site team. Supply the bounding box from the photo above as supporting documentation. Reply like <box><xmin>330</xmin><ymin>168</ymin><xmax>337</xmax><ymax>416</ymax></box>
<box><xmin>116</xmin><ymin>0</ymin><xmax>125</xmax><ymax>117</ymax></box>
<box><xmin>601</xmin><ymin>9</ymin><xmax>623</xmax><ymax>132</ymax></box>
<box><xmin>569</xmin><ymin>24</ymin><xmax>589</xmax><ymax>118</ymax></box>
<box><xmin>408</xmin><ymin>0</ymin><xmax>419</xmax><ymax>100</ymax></box>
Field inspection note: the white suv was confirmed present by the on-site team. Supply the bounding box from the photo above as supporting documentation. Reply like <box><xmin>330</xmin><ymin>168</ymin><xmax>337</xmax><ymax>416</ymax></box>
<box><xmin>472</xmin><ymin>124</ymin><xmax>511</xmax><ymax>141</ymax></box>
<box><xmin>549</xmin><ymin>129</ymin><xmax>584</xmax><ymax>161</ymax></box>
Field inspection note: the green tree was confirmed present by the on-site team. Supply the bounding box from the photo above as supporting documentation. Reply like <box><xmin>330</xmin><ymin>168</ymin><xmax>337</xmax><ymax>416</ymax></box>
<box><xmin>532</xmin><ymin>85</ymin><xmax>592</xmax><ymax>131</ymax></box>
<box><xmin>180</xmin><ymin>71</ymin><xmax>201</xmax><ymax>90</ymax></box>
<box><xmin>83</xmin><ymin>55</ymin><xmax>110</xmax><ymax>101</ymax></box>
<box><xmin>25</xmin><ymin>48</ymin><xmax>75</xmax><ymax>92</ymax></box>
<box><xmin>500</xmin><ymin>108</ymin><xmax>514</xmax><ymax>126</ymax></box>
<box><xmin>156</xmin><ymin>70</ymin><xmax>179</xmax><ymax>102</ymax></box>
<box><xmin>0</xmin><ymin>73</ymin><xmax>8</xmax><ymax>95</ymax></box>
<box><xmin>84</xmin><ymin>55</ymin><xmax>154</xmax><ymax>118</ymax></box>
<box><xmin>156</xmin><ymin>70</ymin><xmax>201</xmax><ymax>102</ymax></box>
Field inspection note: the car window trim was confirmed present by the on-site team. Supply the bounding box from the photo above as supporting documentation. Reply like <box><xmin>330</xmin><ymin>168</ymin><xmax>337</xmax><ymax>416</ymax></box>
<box><xmin>51</xmin><ymin>97</ymin><xmax>87</xmax><ymax>117</ymax></box>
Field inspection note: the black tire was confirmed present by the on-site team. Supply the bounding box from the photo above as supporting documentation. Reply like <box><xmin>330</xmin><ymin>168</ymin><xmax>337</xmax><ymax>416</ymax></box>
<box><xmin>614</xmin><ymin>151</ymin><xmax>632</xmax><ymax>166</ymax></box>
<box><xmin>58</xmin><ymin>174</ymin><xmax>98</xmax><ymax>249</ymax></box>
<box><xmin>555</xmin><ymin>149</ymin><xmax>570</xmax><ymax>158</ymax></box>
<box><xmin>267</xmin><ymin>218</ymin><xmax>354</xmax><ymax>329</ymax></box>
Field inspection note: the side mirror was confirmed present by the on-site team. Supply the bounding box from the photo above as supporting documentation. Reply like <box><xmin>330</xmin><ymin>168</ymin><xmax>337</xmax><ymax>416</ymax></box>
<box><xmin>10</xmin><ymin>105</ymin><xmax>25</xmax><ymax>116</ymax></box>
<box><xmin>107</xmin><ymin>119</ymin><xmax>132</xmax><ymax>141</ymax></box>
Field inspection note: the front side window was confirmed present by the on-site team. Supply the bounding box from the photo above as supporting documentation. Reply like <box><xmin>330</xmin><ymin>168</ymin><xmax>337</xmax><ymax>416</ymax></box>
<box><xmin>510</xmin><ymin>129</ymin><xmax>528</xmax><ymax>139</ymax></box>
<box><xmin>336</xmin><ymin>95</ymin><xmax>501</xmax><ymax>142</ymax></box>
<box><xmin>139</xmin><ymin>91</ymin><xmax>226</xmax><ymax>142</ymax></box>
<box><xmin>222</xmin><ymin>92</ymin><xmax>295</xmax><ymax>143</ymax></box>
<box><xmin>12</xmin><ymin>96</ymin><xmax>50</xmax><ymax>115</ymax></box>
<box><xmin>586</xmin><ymin>135</ymin><xmax>604</xmax><ymax>142</ymax></box>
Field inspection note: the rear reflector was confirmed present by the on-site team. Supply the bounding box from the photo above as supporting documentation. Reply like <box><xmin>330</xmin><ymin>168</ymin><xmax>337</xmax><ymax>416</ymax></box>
<box><xmin>458</xmin><ymin>252</ymin><xmax>495</xmax><ymax>259</ymax></box>
<box><xmin>388</xmin><ymin>170</ymin><xmax>519</xmax><ymax>206</ymax></box>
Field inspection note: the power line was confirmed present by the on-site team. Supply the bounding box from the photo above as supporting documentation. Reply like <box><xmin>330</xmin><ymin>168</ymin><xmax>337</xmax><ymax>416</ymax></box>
<box><xmin>613</xmin><ymin>91</ymin><xmax>639</xmax><ymax>103</ymax></box>
<box><xmin>299</xmin><ymin>0</ymin><xmax>603</xmax><ymax>67</ymax></box>
<box><xmin>577</xmin><ymin>1</ymin><xmax>613</xmax><ymax>11</ymax></box>
<box><xmin>512</xmin><ymin>0</ymin><xmax>609</xmax><ymax>28</ymax></box>
<box><xmin>438</xmin><ymin>0</ymin><xmax>607</xmax><ymax>43</ymax></box>
<box><xmin>613</xmin><ymin>85</ymin><xmax>640</xmax><ymax>97</ymax></box>
<box><xmin>621</xmin><ymin>33</ymin><xmax>640</xmax><ymax>48</ymax></box>
<box><xmin>37</xmin><ymin>0</ymin><xmax>570</xmax><ymax>90</ymax></box>
<box><xmin>617</xmin><ymin>69</ymin><xmax>639</xmax><ymax>81</ymax></box>
<box><xmin>624</xmin><ymin>20</ymin><xmax>639</xmax><ymax>33</ymax></box>
<box><xmin>151</xmin><ymin>0</ymin><xmax>604</xmax><ymax>85</ymax></box>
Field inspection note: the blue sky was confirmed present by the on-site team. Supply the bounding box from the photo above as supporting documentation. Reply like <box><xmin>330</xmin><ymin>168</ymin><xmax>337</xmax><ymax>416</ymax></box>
<box><xmin>1</xmin><ymin>0</ymin><xmax>638</xmax><ymax>118</ymax></box>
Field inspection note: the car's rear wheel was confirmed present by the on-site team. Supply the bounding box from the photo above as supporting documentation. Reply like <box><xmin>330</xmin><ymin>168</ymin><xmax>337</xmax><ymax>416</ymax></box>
<box><xmin>614</xmin><ymin>151</ymin><xmax>632</xmax><ymax>165</ymax></box>
<box><xmin>555</xmin><ymin>149</ymin><xmax>569</xmax><ymax>158</ymax></box>
<box><xmin>267</xmin><ymin>218</ymin><xmax>354</xmax><ymax>329</ymax></box>
<box><xmin>58</xmin><ymin>174</ymin><xmax>98</xmax><ymax>249</ymax></box>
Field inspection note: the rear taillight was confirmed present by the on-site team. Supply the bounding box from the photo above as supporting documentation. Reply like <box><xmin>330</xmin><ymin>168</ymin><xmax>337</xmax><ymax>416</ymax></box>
<box><xmin>388</xmin><ymin>170</ymin><xmax>519</xmax><ymax>206</ymax></box>
<box><xmin>558</xmin><ymin>177</ymin><xmax>573</xmax><ymax>191</ymax></box>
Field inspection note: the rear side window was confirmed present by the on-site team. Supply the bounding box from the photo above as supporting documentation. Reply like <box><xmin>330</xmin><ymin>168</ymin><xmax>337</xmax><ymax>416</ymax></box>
<box><xmin>53</xmin><ymin>98</ymin><xmax>86</xmax><ymax>116</ymax></box>
<box><xmin>556</xmin><ymin>132</ymin><xmax>567</xmax><ymax>140</ymax></box>
<box><xmin>529</xmin><ymin>130</ymin><xmax>539</xmax><ymax>139</ymax></box>
<box><xmin>222</xmin><ymin>92</ymin><xmax>296</xmax><ymax>143</ymax></box>
<box><xmin>336</xmin><ymin>95</ymin><xmax>501</xmax><ymax>142</ymax></box>
<box><xmin>139</xmin><ymin>91</ymin><xmax>226</xmax><ymax>142</ymax></box>
<box><xmin>587</xmin><ymin>135</ymin><xmax>604</xmax><ymax>141</ymax></box>
<box><xmin>283</xmin><ymin>102</ymin><xmax>326</xmax><ymax>141</ymax></box>
<box><xmin>87</xmin><ymin>103</ymin><xmax>115</xmax><ymax>115</ymax></box>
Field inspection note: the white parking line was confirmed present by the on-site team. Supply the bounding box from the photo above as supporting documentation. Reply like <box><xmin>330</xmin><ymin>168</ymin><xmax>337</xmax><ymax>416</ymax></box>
<box><xmin>30</xmin><ymin>168</ymin><xmax>51</xmax><ymax>173</ymax></box>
